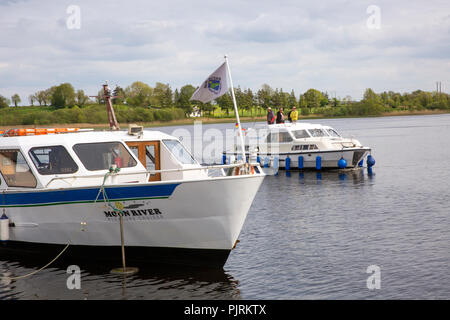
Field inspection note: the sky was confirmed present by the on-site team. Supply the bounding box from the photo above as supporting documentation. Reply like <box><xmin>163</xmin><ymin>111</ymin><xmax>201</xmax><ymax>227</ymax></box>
<box><xmin>0</xmin><ymin>0</ymin><xmax>449</xmax><ymax>104</ymax></box>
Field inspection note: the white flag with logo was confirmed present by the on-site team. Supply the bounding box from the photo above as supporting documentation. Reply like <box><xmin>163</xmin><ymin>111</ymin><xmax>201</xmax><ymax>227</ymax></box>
<box><xmin>190</xmin><ymin>62</ymin><xmax>229</xmax><ymax>103</ymax></box>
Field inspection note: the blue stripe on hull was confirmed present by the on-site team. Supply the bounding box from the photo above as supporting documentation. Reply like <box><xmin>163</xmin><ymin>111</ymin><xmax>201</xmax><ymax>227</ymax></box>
<box><xmin>1</xmin><ymin>183</ymin><xmax>180</xmax><ymax>207</ymax></box>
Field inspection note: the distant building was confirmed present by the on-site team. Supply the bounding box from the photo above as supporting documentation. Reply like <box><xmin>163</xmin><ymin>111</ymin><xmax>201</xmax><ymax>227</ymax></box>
<box><xmin>189</xmin><ymin>106</ymin><xmax>202</xmax><ymax>117</ymax></box>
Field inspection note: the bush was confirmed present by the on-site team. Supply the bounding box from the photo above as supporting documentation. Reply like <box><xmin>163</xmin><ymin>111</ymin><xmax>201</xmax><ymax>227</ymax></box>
<box><xmin>301</xmin><ymin>108</ymin><xmax>310</xmax><ymax>116</ymax></box>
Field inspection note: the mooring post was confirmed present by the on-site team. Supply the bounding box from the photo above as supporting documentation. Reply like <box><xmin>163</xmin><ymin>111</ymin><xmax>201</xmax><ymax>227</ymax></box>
<box><xmin>119</xmin><ymin>214</ymin><xmax>126</xmax><ymax>272</ymax></box>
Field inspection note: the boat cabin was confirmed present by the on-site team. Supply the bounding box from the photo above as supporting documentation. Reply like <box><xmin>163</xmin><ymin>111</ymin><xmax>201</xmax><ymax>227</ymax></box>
<box><xmin>0</xmin><ymin>128</ymin><xmax>206</xmax><ymax>190</ymax></box>
<box><xmin>233</xmin><ymin>122</ymin><xmax>361</xmax><ymax>154</ymax></box>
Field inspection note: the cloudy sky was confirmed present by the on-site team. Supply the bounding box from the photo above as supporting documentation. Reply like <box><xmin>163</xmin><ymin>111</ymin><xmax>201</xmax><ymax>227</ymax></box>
<box><xmin>0</xmin><ymin>0</ymin><xmax>449</xmax><ymax>103</ymax></box>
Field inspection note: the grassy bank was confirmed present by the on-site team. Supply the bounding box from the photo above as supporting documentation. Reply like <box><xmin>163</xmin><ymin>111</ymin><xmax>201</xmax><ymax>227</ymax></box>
<box><xmin>1</xmin><ymin>108</ymin><xmax>449</xmax><ymax>131</ymax></box>
<box><xmin>0</xmin><ymin>104</ymin><xmax>186</xmax><ymax>127</ymax></box>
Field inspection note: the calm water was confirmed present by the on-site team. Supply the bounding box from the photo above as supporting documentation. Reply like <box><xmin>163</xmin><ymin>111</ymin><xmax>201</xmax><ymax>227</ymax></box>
<box><xmin>1</xmin><ymin>114</ymin><xmax>450</xmax><ymax>299</ymax></box>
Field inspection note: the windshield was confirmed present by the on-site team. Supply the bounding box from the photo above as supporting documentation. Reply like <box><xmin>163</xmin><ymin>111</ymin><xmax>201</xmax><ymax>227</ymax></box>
<box><xmin>308</xmin><ymin>129</ymin><xmax>328</xmax><ymax>137</ymax></box>
<box><xmin>326</xmin><ymin>128</ymin><xmax>341</xmax><ymax>137</ymax></box>
<box><xmin>0</xmin><ymin>149</ymin><xmax>37</xmax><ymax>188</ymax></box>
<box><xmin>292</xmin><ymin>130</ymin><xmax>310</xmax><ymax>139</ymax></box>
<box><xmin>162</xmin><ymin>140</ymin><xmax>197</xmax><ymax>165</ymax></box>
<box><xmin>73</xmin><ymin>142</ymin><xmax>137</xmax><ymax>171</ymax></box>
<box><xmin>29</xmin><ymin>145</ymin><xmax>78</xmax><ymax>175</ymax></box>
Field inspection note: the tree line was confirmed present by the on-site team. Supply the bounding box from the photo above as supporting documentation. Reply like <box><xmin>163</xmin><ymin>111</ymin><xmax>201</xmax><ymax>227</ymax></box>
<box><xmin>1</xmin><ymin>81</ymin><xmax>449</xmax><ymax>120</ymax></box>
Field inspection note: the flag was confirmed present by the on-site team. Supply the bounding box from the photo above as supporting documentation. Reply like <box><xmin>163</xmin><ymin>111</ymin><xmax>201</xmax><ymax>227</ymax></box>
<box><xmin>190</xmin><ymin>62</ymin><xmax>229</xmax><ymax>103</ymax></box>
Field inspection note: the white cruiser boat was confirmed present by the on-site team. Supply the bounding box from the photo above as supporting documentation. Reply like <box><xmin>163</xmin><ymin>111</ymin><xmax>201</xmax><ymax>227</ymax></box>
<box><xmin>0</xmin><ymin>127</ymin><xmax>264</xmax><ymax>267</ymax></box>
<box><xmin>223</xmin><ymin>122</ymin><xmax>372</xmax><ymax>169</ymax></box>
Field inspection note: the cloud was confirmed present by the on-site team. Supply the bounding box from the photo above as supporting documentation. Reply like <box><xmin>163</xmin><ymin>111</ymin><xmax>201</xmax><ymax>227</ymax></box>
<box><xmin>0</xmin><ymin>0</ymin><xmax>449</xmax><ymax>101</ymax></box>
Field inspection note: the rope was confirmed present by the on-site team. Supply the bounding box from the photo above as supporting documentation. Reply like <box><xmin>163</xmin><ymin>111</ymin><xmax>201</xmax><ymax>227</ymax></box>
<box><xmin>7</xmin><ymin>242</ymin><xmax>71</xmax><ymax>281</ymax></box>
<box><xmin>94</xmin><ymin>166</ymin><xmax>125</xmax><ymax>215</ymax></box>
<box><xmin>2</xmin><ymin>166</ymin><xmax>123</xmax><ymax>281</ymax></box>
<box><xmin>1</xmin><ymin>176</ymin><xmax>71</xmax><ymax>280</ymax></box>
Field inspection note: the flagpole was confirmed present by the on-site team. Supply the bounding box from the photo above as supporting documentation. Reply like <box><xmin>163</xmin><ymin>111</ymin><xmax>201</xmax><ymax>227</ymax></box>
<box><xmin>224</xmin><ymin>55</ymin><xmax>247</xmax><ymax>165</ymax></box>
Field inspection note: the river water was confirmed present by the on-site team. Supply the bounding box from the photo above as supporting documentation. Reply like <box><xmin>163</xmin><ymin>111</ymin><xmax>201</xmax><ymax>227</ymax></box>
<box><xmin>1</xmin><ymin>114</ymin><xmax>449</xmax><ymax>299</ymax></box>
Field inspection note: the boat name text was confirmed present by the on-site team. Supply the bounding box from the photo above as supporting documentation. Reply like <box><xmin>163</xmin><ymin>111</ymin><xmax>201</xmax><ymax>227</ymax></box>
<box><xmin>104</xmin><ymin>208</ymin><xmax>162</xmax><ymax>218</ymax></box>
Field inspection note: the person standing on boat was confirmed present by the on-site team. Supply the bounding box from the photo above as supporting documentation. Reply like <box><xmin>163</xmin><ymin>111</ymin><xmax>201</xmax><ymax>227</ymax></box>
<box><xmin>290</xmin><ymin>107</ymin><xmax>299</xmax><ymax>123</ymax></box>
<box><xmin>276</xmin><ymin>108</ymin><xmax>285</xmax><ymax>124</ymax></box>
<box><xmin>267</xmin><ymin>107</ymin><xmax>275</xmax><ymax>124</ymax></box>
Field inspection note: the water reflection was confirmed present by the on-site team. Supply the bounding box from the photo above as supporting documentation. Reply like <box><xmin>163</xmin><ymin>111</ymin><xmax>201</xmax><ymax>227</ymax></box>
<box><xmin>277</xmin><ymin>167</ymin><xmax>370</xmax><ymax>185</ymax></box>
<box><xmin>0</xmin><ymin>255</ymin><xmax>241</xmax><ymax>300</ymax></box>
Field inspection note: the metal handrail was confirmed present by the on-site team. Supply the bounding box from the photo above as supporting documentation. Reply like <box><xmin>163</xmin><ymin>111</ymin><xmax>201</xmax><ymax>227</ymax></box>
<box><xmin>44</xmin><ymin>162</ymin><xmax>255</xmax><ymax>188</ymax></box>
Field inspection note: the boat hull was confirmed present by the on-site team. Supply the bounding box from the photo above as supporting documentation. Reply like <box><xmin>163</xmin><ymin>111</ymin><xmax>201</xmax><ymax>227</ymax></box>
<box><xmin>224</xmin><ymin>148</ymin><xmax>371</xmax><ymax>169</ymax></box>
<box><xmin>0</xmin><ymin>241</ymin><xmax>230</xmax><ymax>268</ymax></box>
<box><xmin>0</xmin><ymin>174</ymin><xmax>264</xmax><ymax>267</ymax></box>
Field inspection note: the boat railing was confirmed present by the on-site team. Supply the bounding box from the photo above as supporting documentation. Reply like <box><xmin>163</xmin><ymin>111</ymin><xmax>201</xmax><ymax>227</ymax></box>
<box><xmin>44</xmin><ymin>162</ymin><xmax>258</xmax><ymax>188</ymax></box>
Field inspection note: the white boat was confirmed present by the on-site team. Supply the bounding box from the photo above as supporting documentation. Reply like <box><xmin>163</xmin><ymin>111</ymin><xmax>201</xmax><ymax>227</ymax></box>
<box><xmin>223</xmin><ymin>122</ymin><xmax>372</xmax><ymax>169</ymax></box>
<box><xmin>0</xmin><ymin>127</ymin><xmax>264</xmax><ymax>267</ymax></box>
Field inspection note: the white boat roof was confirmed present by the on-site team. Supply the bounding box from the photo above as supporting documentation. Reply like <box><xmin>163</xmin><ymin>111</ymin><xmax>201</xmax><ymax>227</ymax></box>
<box><xmin>250</xmin><ymin>122</ymin><xmax>334</xmax><ymax>131</ymax></box>
<box><xmin>0</xmin><ymin>129</ymin><xmax>177</xmax><ymax>149</ymax></box>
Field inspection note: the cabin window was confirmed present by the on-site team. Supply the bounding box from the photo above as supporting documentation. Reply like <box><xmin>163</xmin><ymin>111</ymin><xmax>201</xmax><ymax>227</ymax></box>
<box><xmin>266</xmin><ymin>132</ymin><xmax>277</xmax><ymax>143</ymax></box>
<box><xmin>126</xmin><ymin>141</ymin><xmax>161</xmax><ymax>181</ymax></box>
<box><xmin>266</xmin><ymin>131</ymin><xmax>292</xmax><ymax>143</ymax></box>
<box><xmin>292</xmin><ymin>130</ymin><xmax>310</xmax><ymax>139</ymax></box>
<box><xmin>73</xmin><ymin>142</ymin><xmax>137</xmax><ymax>171</ymax></box>
<box><xmin>0</xmin><ymin>149</ymin><xmax>37</xmax><ymax>188</ymax></box>
<box><xmin>162</xmin><ymin>140</ymin><xmax>196</xmax><ymax>165</ymax></box>
<box><xmin>308</xmin><ymin>129</ymin><xmax>327</xmax><ymax>137</ymax></box>
<box><xmin>29</xmin><ymin>146</ymin><xmax>78</xmax><ymax>175</ymax></box>
<box><xmin>326</xmin><ymin>129</ymin><xmax>340</xmax><ymax>137</ymax></box>
<box><xmin>291</xmin><ymin>144</ymin><xmax>318</xmax><ymax>151</ymax></box>
<box><xmin>144</xmin><ymin>145</ymin><xmax>157</xmax><ymax>171</ymax></box>
<box><xmin>279</xmin><ymin>132</ymin><xmax>293</xmax><ymax>143</ymax></box>
<box><xmin>129</xmin><ymin>146</ymin><xmax>139</xmax><ymax>160</ymax></box>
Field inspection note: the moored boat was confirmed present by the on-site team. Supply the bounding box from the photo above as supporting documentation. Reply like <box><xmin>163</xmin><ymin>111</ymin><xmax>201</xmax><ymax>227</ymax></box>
<box><xmin>223</xmin><ymin>122</ymin><xmax>373</xmax><ymax>169</ymax></box>
<box><xmin>0</xmin><ymin>127</ymin><xmax>264</xmax><ymax>267</ymax></box>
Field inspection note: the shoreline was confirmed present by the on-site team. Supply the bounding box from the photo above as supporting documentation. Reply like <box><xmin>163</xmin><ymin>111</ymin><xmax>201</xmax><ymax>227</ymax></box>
<box><xmin>1</xmin><ymin>109</ymin><xmax>448</xmax><ymax>130</ymax></box>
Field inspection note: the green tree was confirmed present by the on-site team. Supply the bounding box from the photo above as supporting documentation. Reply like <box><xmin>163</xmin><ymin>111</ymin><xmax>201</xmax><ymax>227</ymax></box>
<box><xmin>11</xmin><ymin>93</ymin><xmax>21</xmax><ymax>107</ymax></box>
<box><xmin>298</xmin><ymin>94</ymin><xmax>307</xmax><ymax>108</ymax></box>
<box><xmin>234</xmin><ymin>86</ymin><xmax>246</xmax><ymax>116</ymax></box>
<box><xmin>153</xmin><ymin>82</ymin><xmax>173</xmax><ymax>108</ymax></box>
<box><xmin>199</xmin><ymin>101</ymin><xmax>214</xmax><ymax>117</ymax></box>
<box><xmin>215</xmin><ymin>91</ymin><xmax>233</xmax><ymax>115</ymax></box>
<box><xmin>414</xmin><ymin>90</ymin><xmax>433</xmax><ymax>109</ymax></box>
<box><xmin>76</xmin><ymin>89</ymin><xmax>89</xmax><ymax>107</ymax></box>
<box><xmin>35</xmin><ymin>90</ymin><xmax>46</xmax><ymax>106</ymax></box>
<box><xmin>177</xmin><ymin>84</ymin><xmax>196</xmax><ymax>113</ymax></box>
<box><xmin>244</xmin><ymin>88</ymin><xmax>255</xmax><ymax>115</ymax></box>
<box><xmin>174</xmin><ymin>89</ymin><xmax>180</xmax><ymax>106</ymax></box>
<box><xmin>0</xmin><ymin>95</ymin><xmax>10</xmax><ymax>108</ymax></box>
<box><xmin>112</xmin><ymin>86</ymin><xmax>125</xmax><ymax>104</ymax></box>
<box><xmin>43</xmin><ymin>88</ymin><xmax>53</xmax><ymax>106</ymax></box>
<box><xmin>51</xmin><ymin>83</ymin><xmax>76</xmax><ymax>108</ymax></box>
<box><xmin>302</xmin><ymin>89</ymin><xmax>324</xmax><ymax>109</ymax></box>
<box><xmin>28</xmin><ymin>94</ymin><xmax>36</xmax><ymax>106</ymax></box>
<box><xmin>257</xmin><ymin>84</ymin><xmax>274</xmax><ymax>109</ymax></box>
<box><xmin>125</xmin><ymin>81</ymin><xmax>153</xmax><ymax>107</ymax></box>
<box><xmin>320</xmin><ymin>91</ymin><xmax>329</xmax><ymax>107</ymax></box>
<box><xmin>363</xmin><ymin>88</ymin><xmax>381</xmax><ymax>103</ymax></box>
<box><xmin>273</xmin><ymin>88</ymin><xmax>289</xmax><ymax>109</ymax></box>
<box><xmin>288</xmin><ymin>90</ymin><xmax>297</xmax><ymax>108</ymax></box>
<box><xmin>360</xmin><ymin>88</ymin><xmax>384</xmax><ymax>115</ymax></box>
<box><xmin>342</xmin><ymin>95</ymin><xmax>352</xmax><ymax>105</ymax></box>
<box><xmin>271</xmin><ymin>88</ymin><xmax>281</xmax><ymax>109</ymax></box>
